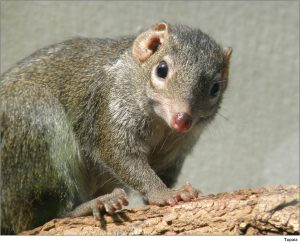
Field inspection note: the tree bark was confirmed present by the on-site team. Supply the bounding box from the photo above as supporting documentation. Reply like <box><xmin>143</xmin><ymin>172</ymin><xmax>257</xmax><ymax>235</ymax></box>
<box><xmin>21</xmin><ymin>185</ymin><xmax>299</xmax><ymax>235</ymax></box>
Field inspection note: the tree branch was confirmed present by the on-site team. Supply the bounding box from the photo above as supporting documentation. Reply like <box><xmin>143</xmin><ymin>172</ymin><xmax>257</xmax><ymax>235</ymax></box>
<box><xmin>21</xmin><ymin>185</ymin><xmax>299</xmax><ymax>235</ymax></box>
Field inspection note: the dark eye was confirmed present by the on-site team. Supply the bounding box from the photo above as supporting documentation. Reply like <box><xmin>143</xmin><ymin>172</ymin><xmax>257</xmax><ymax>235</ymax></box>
<box><xmin>210</xmin><ymin>82</ymin><xmax>220</xmax><ymax>97</ymax></box>
<box><xmin>156</xmin><ymin>61</ymin><xmax>168</xmax><ymax>79</ymax></box>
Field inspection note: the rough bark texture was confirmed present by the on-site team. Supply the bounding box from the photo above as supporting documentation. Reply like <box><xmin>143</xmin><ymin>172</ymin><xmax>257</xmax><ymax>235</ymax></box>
<box><xmin>21</xmin><ymin>185</ymin><xmax>299</xmax><ymax>235</ymax></box>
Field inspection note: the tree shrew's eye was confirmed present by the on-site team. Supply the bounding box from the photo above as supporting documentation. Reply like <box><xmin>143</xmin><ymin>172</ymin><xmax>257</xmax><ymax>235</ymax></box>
<box><xmin>210</xmin><ymin>82</ymin><xmax>220</xmax><ymax>97</ymax></box>
<box><xmin>156</xmin><ymin>61</ymin><xmax>168</xmax><ymax>79</ymax></box>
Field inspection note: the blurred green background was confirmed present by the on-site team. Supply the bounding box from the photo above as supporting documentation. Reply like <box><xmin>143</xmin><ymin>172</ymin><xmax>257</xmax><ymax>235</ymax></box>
<box><xmin>1</xmin><ymin>1</ymin><xmax>299</xmax><ymax>207</ymax></box>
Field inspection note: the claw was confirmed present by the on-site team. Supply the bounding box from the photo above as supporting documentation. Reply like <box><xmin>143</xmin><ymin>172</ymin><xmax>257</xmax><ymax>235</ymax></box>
<box><xmin>119</xmin><ymin>197</ymin><xmax>129</xmax><ymax>206</ymax></box>
<box><xmin>183</xmin><ymin>182</ymin><xmax>199</xmax><ymax>198</ymax></box>
<box><xmin>166</xmin><ymin>197</ymin><xmax>177</xmax><ymax>206</ymax></box>
<box><xmin>112</xmin><ymin>200</ymin><xmax>122</xmax><ymax>210</ymax></box>
<box><xmin>180</xmin><ymin>191</ymin><xmax>192</xmax><ymax>201</ymax></box>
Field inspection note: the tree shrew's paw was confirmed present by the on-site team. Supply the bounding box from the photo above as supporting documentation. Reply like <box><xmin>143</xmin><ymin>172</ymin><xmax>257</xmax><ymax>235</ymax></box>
<box><xmin>92</xmin><ymin>188</ymin><xmax>129</xmax><ymax>219</ymax></box>
<box><xmin>147</xmin><ymin>182</ymin><xmax>200</xmax><ymax>207</ymax></box>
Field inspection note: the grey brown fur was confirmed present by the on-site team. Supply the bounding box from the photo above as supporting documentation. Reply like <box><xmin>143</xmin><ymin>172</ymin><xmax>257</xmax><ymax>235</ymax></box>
<box><xmin>0</xmin><ymin>22</ymin><xmax>232</xmax><ymax>234</ymax></box>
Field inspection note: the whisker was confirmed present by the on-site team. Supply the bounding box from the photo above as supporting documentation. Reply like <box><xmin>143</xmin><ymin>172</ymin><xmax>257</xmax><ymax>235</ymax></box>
<box><xmin>167</xmin><ymin>131</ymin><xmax>189</xmax><ymax>149</ymax></box>
<box><xmin>220</xmin><ymin>106</ymin><xmax>229</xmax><ymax>113</ymax></box>
<box><xmin>158</xmin><ymin>130</ymin><xmax>172</xmax><ymax>153</ymax></box>
<box><xmin>151</xmin><ymin>139</ymin><xmax>158</xmax><ymax>154</ymax></box>
<box><xmin>205</xmin><ymin>122</ymin><xmax>218</xmax><ymax>138</ymax></box>
<box><xmin>212</xmin><ymin>121</ymin><xmax>225</xmax><ymax>138</ymax></box>
<box><xmin>198</xmin><ymin>114</ymin><xmax>212</xmax><ymax>119</ymax></box>
<box><xmin>214</xmin><ymin>79</ymin><xmax>227</xmax><ymax>84</ymax></box>
<box><xmin>217</xmin><ymin>111</ymin><xmax>230</xmax><ymax>122</ymax></box>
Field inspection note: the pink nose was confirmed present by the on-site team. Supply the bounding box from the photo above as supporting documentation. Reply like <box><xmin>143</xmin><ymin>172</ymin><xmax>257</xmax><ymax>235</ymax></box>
<box><xmin>172</xmin><ymin>112</ymin><xmax>193</xmax><ymax>132</ymax></box>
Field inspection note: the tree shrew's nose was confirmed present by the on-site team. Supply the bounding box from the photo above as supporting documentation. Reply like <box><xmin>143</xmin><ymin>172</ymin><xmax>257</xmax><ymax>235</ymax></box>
<box><xmin>172</xmin><ymin>112</ymin><xmax>193</xmax><ymax>132</ymax></box>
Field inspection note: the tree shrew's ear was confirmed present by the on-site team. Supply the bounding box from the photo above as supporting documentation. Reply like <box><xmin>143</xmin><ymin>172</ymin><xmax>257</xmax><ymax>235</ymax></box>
<box><xmin>222</xmin><ymin>47</ymin><xmax>233</xmax><ymax>81</ymax></box>
<box><xmin>132</xmin><ymin>22</ymin><xmax>169</xmax><ymax>62</ymax></box>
